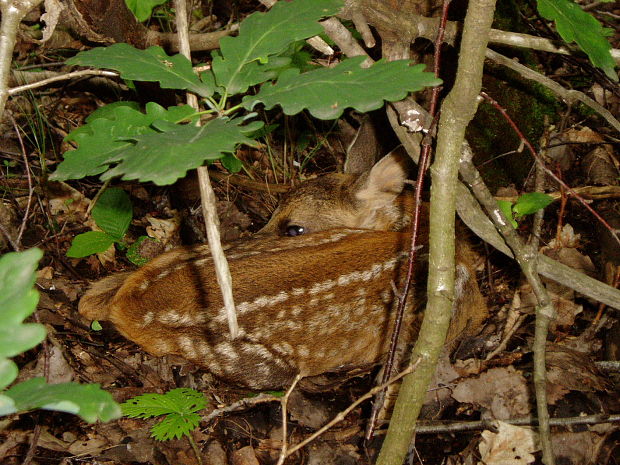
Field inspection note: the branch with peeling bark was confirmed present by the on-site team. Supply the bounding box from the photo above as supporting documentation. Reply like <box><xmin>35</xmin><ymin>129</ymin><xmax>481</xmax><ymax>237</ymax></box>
<box><xmin>173</xmin><ymin>0</ymin><xmax>239</xmax><ymax>338</ymax></box>
<box><xmin>377</xmin><ymin>0</ymin><xmax>499</xmax><ymax>462</ymax></box>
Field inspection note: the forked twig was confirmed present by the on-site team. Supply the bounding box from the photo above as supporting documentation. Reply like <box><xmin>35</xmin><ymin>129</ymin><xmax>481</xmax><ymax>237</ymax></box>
<box><xmin>276</xmin><ymin>374</ymin><xmax>303</xmax><ymax>465</ymax></box>
<box><xmin>283</xmin><ymin>358</ymin><xmax>420</xmax><ymax>460</ymax></box>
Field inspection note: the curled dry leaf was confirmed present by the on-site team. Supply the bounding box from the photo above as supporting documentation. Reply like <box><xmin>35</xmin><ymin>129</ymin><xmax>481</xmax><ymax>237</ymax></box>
<box><xmin>517</xmin><ymin>224</ymin><xmax>596</xmax><ymax>332</ymax></box>
<box><xmin>478</xmin><ymin>421</ymin><xmax>538</xmax><ymax>465</ymax></box>
<box><xmin>552</xmin><ymin>430</ymin><xmax>616</xmax><ymax>465</ymax></box>
<box><xmin>451</xmin><ymin>366</ymin><xmax>530</xmax><ymax>420</ymax></box>
<box><xmin>145</xmin><ymin>210</ymin><xmax>181</xmax><ymax>248</ymax></box>
<box><xmin>546</xmin><ymin>130</ymin><xmax>576</xmax><ymax>172</ymax></box>
<box><xmin>546</xmin><ymin>343</ymin><xmax>611</xmax><ymax>394</ymax></box>
<box><xmin>47</xmin><ymin>181</ymin><xmax>91</xmax><ymax>221</ymax></box>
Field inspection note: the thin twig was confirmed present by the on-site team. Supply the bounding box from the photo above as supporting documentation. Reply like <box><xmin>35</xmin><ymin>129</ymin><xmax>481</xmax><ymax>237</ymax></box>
<box><xmin>10</xmin><ymin>114</ymin><xmax>33</xmax><ymax>249</ymax></box>
<box><xmin>173</xmin><ymin>0</ymin><xmax>239</xmax><ymax>338</ymax></box>
<box><xmin>485</xmin><ymin>49</ymin><xmax>620</xmax><ymax>133</ymax></box>
<box><xmin>366</xmin><ymin>0</ymin><xmax>450</xmax><ymax>441</ymax></box>
<box><xmin>8</xmin><ymin>69</ymin><xmax>119</xmax><ymax>95</ymax></box>
<box><xmin>276</xmin><ymin>374</ymin><xmax>303</xmax><ymax>465</ymax></box>
<box><xmin>203</xmin><ymin>393</ymin><xmax>281</xmax><ymax>424</ymax></box>
<box><xmin>408</xmin><ymin>413</ymin><xmax>620</xmax><ymax>434</ymax></box>
<box><xmin>286</xmin><ymin>359</ymin><xmax>420</xmax><ymax>459</ymax></box>
<box><xmin>460</xmin><ymin>153</ymin><xmax>556</xmax><ymax>465</ymax></box>
<box><xmin>481</xmin><ymin>91</ymin><xmax>620</xmax><ymax>250</ymax></box>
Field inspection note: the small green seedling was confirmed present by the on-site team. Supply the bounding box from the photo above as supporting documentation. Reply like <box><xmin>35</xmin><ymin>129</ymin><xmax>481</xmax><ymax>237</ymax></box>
<box><xmin>67</xmin><ymin>187</ymin><xmax>155</xmax><ymax>265</ymax></box>
<box><xmin>121</xmin><ymin>388</ymin><xmax>207</xmax><ymax>440</ymax></box>
<box><xmin>498</xmin><ymin>192</ymin><xmax>554</xmax><ymax>228</ymax></box>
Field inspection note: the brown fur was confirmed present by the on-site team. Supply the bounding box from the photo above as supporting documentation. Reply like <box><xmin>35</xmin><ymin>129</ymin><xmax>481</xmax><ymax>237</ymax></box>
<box><xmin>79</xmin><ymin>154</ymin><xmax>487</xmax><ymax>389</ymax></box>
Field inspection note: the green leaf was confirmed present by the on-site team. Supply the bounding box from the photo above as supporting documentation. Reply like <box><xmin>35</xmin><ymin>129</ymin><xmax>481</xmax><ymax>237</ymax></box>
<box><xmin>92</xmin><ymin>188</ymin><xmax>133</xmax><ymax>240</ymax></box>
<box><xmin>85</xmin><ymin>101</ymin><xmax>141</xmax><ymax>123</ymax></box>
<box><xmin>151</xmin><ymin>412</ymin><xmax>201</xmax><ymax>440</ymax></box>
<box><xmin>0</xmin><ymin>359</ymin><xmax>18</xmax><ymax>390</ymax></box>
<box><xmin>0</xmin><ymin>249</ymin><xmax>45</xmax><ymax>391</ymax></box>
<box><xmin>101</xmin><ymin>117</ymin><xmax>262</xmax><ymax>185</ymax></box>
<box><xmin>220</xmin><ymin>153</ymin><xmax>243</xmax><ymax>173</ymax></box>
<box><xmin>0</xmin><ymin>324</ymin><xmax>47</xmax><ymax>358</ymax></box>
<box><xmin>122</xmin><ymin>388</ymin><xmax>206</xmax><ymax>439</ymax></box>
<box><xmin>211</xmin><ymin>0</ymin><xmax>342</xmax><ymax>94</ymax></box>
<box><xmin>91</xmin><ymin>320</ymin><xmax>103</xmax><ymax>331</ymax></box>
<box><xmin>0</xmin><ymin>394</ymin><xmax>16</xmax><ymax>416</ymax></box>
<box><xmin>67</xmin><ymin>231</ymin><xmax>117</xmax><ymax>258</ymax></box>
<box><xmin>122</xmin><ymin>388</ymin><xmax>207</xmax><ymax>419</ymax></box>
<box><xmin>125</xmin><ymin>0</ymin><xmax>168</xmax><ymax>22</ymax></box>
<box><xmin>0</xmin><ymin>248</ymin><xmax>42</xmax><ymax>325</ymax></box>
<box><xmin>497</xmin><ymin>200</ymin><xmax>518</xmax><ymax>229</ymax></box>
<box><xmin>243</xmin><ymin>57</ymin><xmax>442</xmax><ymax>119</ymax></box>
<box><xmin>513</xmin><ymin>192</ymin><xmax>554</xmax><ymax>217</ymax></box>
<box><xmin>67</xmin><ymin>44</ymin><xmax>215</xmax><ymax>96</ymax></box>
<box><xmin>537</xmin><ymin>0</ymin><xmax>617</xmax><ymax>81</ymax></box>
<box><xmin>4</xmin><ymin>377</ymin><xmax>121</xmax><ymax>423</ymax></box>
<box><xmin>50</xmin><ymin>103</ymin><xmax>196</xmax><ymax>181</ymax></box>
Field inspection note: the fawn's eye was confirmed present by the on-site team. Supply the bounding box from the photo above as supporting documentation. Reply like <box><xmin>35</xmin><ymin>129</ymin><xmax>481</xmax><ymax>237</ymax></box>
<box><xmin>285</xmin><ymin>224</ymin><xmax>305</xmax><ymax>237</ymax></box>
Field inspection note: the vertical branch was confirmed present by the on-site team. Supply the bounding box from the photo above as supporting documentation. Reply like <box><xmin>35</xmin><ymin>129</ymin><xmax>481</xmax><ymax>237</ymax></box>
<box><xmin>173</xmin><ymin>0</ymin><xmax>238</xmax><ymax>338</ymax></box>
<box><xmin>0</xmin><ymin>0</ymin><xmax>45</xmax><ymax>118</ymax></box>
<box><xmin>376</xmin><ymin>0</ymin><xmax>497</xmax><ymax>463</ymax></box>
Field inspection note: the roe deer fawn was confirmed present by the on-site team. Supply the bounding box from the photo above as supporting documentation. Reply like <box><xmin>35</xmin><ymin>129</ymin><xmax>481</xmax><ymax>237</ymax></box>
<box><xmin>79</xmin><ymin>154</ymin><xmax>487</xmax><ymax>389</ymax></box>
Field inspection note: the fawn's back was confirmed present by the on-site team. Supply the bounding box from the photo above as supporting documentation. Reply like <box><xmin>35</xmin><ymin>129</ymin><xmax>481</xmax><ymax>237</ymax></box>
<box><xmin>79</xmin><ymin>154</ymin><xmax>487</xmax><ymax>389</ymax></box>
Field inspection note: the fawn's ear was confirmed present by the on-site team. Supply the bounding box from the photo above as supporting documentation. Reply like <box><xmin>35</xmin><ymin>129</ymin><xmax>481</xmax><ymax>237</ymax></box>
<box><xmin>353</xmin><ymin>151</ymin><xmax>409</xmax><ymax>208</ymax></box>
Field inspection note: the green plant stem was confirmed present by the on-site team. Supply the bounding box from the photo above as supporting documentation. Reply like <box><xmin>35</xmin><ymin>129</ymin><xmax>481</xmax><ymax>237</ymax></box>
<box><xmin>86</xmin><ymin>179</ymin><xmax>112</xmax><ymax>216</ymax></box>
<box><xmin>187</xmin><ymin>433</ymin><xmax>203</xmax><ymax>465</ymax></box>
<box><xmin>375</xmin><ymin>0</ymin><xmax>497</xmax><ymax>462</ymax></box>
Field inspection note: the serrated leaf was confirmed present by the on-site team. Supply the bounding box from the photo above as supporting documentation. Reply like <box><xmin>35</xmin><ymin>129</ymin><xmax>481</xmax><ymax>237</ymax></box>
<box><xmin>243</xmin><ymin>57</ymin><xmax>442</xmax><ymax>119</ymax></box>
<box><xmin>212</xmin><ymin>0</ymin><xmax>342</xmax><ymax>94</ymax></box>
<box><xmin>101</xmin><ymin>118</ymin><xmax>262</xmax><ymax>185</ymax></box>
<box><xmin>66</xmin><ymin>231</ymin><xmax>116</xmax><ymax>258</ymax></box>
<box><xmin>122</xmin><ymin>388</ymin><xmax>207</xmax><ymax>418</ymax></box>
<box><xmin>51</xmin><ymin>103</ymin><xmax>196</xmax><ymax>181</ymax></box>
<box><xmin>151</xmin><ymin>412</ymin><xmax>201</xmax><ymax>440</ymax></box>
<box><xmin>4</xmin><ymin>377</ymin><xmax>121</xmax><ymax>423</ymax></box>
<box><xmin>92</xmin><ymin>188</ymin><xmax>133</xmax><ymax>240</ymax></box>
<box><xmin>513</xmin><ymin>192</ymin><xmax>554</xmax><ymax>217</ymax></box>
<box><xmin>67</xmin><ymin>44</ymin><xmax>215</xmax><ymax>96</ymax></box>
<box><xmin>125</xmin><ymin>0</ymin><xmax>168</xmax><ymax>22</ymax></box>
<box><xmin>537</xmin><ymin>0</ymin><xmax>617</xmax><ymax>81</ymax></box>
<box><xmin>0</xmin><ymin>249</ymin><xmax>44</xmax><ymax>391</ymax></box>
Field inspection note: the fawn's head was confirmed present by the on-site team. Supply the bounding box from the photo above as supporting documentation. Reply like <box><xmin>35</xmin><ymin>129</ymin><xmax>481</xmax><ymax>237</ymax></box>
<box><xmin>260</xmin><ymin>153</ymin><xmax>413</xmax><ymax>237</ymax></box>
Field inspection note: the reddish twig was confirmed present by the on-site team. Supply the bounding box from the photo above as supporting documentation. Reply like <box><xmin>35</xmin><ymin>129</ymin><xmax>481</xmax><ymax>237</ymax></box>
<box><xmin>480</xmin><ymin>91</ymin><xmax>620</xmax><ymax>248</ymax></box>
<box><xmin>366</xmin><ymin>0</ymin><xmax>452</xmax><ymax>441</ymax></box>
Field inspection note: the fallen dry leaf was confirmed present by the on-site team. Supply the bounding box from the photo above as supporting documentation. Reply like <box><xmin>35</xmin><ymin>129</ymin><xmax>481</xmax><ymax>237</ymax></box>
<box><xmin>478</xmin><ymin>421</ymin><xmax>538</xmax><ymax>465</ymax></box>
<box><xmin>232</xmin><ymin>445</ymin><xmax>260</xmax><ymax>465</ymax></box>
<box><xmin>552</xmin><ymin>430</ymin><xmax>614</xmax><ymax>465</ymax></box>
<box><xmin>145</xmin><ymin>211</ymin><xmax>181</xmax><ymax>248</ymax></box>
<box><xmin>452</xmin><ymin>366</ymin><xmax>530</xmax><ymax>419</ymax></box>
